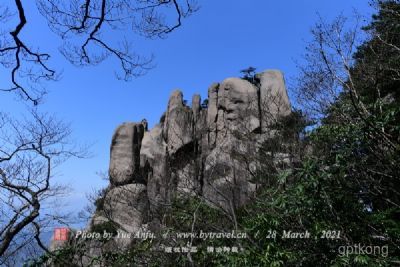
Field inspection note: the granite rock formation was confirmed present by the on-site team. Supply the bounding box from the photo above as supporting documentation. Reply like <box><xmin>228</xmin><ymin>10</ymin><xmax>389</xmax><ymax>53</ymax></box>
<box><xmin>90</xmin><ymin>69</ymin><xmax>291</xmax><ymax>245</ymax></box>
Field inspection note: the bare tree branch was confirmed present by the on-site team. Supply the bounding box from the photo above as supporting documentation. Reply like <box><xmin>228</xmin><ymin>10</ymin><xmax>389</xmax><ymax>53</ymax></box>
<box><xmin>0</xmin><ymin>0</ymin><xmax>198</xmax><ymax>103</ymax></box>
<box><xmin>0</xmin><ymin>110</ymin><xmax>85</xmax><ymax>260</ymax></box>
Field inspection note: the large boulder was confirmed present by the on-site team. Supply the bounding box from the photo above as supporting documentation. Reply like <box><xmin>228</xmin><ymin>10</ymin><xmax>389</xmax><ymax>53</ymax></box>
<box><xmin>62</xmin><ymin>69</ymin><xmax>295</xmax><ymax>264</ymax></box>
<box><xmin>109</xmin><ymin>122</ymin><xmax>145</xmax><ymax>185</ymax></box>
<box><xmin>256</xmin><ymin>70</ymin><xmax>291</xmax><ymax>132</ymax></box>
<box><xmin>102</xmin><ymin>184</ymin><xmax>149</xmax><ymax>234</ymax></box>
<box><xmin>203</xmin><ymin>135</ymin><xmax>258</xmax><ymax>211</ymax></box>
<box><xmin>192</xmin><ymin>94</ymin><xmax>201</xmax><ymax>122</ymax></box>
<box><xmin>207</xmin><ymin>83</ymin><xmax>220</xmax><ymax>148</ymax></box>
<box><xmin>217</xmin><ymin>77</ymin><xmax>260</xmax><ymax>133</ymax></box>
<box><xmin>140</xmin><ymin>124</ymin><xmax>169</xmax><ymax>207</ymax></box>
<box><xmin>101</xmin><ymin>69</ymin><xmax>291</xmax><ymax>234</ymax></box>
<box><xmin>163</xmin><ymin>90</ymin><xmax>194</xmax><ymax>154</ymax></box>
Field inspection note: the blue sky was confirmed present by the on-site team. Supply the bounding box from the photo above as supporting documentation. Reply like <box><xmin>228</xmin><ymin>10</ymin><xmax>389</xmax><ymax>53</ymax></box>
<box><xmin>1</xmin><ymin>1</ymin><xmax>373</xmax><ymax>220</ymax></box>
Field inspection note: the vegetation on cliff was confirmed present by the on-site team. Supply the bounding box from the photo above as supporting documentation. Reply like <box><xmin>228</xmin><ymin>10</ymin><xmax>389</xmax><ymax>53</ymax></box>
<box><xmin>30</xmin><ymin>1</ymin><xmax>400</xmax><ymax>266</ymax></box>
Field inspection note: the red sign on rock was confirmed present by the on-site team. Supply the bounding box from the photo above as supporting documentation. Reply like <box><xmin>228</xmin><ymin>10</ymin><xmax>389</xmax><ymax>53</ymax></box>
<box><xmin>53</xmin><ymin>227</ymin><xmax>69</xmax><ymax>241</ymax></box>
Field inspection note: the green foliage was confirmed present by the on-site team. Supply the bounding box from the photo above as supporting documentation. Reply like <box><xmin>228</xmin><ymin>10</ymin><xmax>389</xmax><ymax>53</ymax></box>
<box><xmin>28</xmin><ymin>2</ymin><xmax>400</xmax><ymax>266</ymax></box>
<box><xmin>146</xmin><ymin>3</ymin><xmax>400</xmax><ymax>265</ymax></box>
<box><xmin>27</xmin><ymin>242</ymin><xmax>85</xmax><ymax>267</ymax></box>
<box><xmin>91</xmin><ymin>221</ymin><xmax>118</xmax><ymax>238</ymax></box>
<box><xmin>240</xmin><ymin>66</ymin><xmax>257</xmax><ymax>83</ymax></box>
<box><xmin>93</xmin><ymin>188</ymin><xmax>108</xmax><ymax>211</ymax></box>
<box><xmin>201</xmin><ymin>98</ymin><xmax>208</xmax><ymax>108</ymax></box>
<box><xmin>354</xmin><ymin>0</ymin><xmax>400</xmax><ymax>104</ymax></box>
<box><xmin>97</xmin><ymin>240</ymin><xmax>155</xmax><ymax>267</ymax></box>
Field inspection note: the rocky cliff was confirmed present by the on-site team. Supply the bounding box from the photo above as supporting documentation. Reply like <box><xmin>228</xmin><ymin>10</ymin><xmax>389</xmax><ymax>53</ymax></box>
<box><xmin>90</xmin><ymin>69</ymin><xmax>291</xmax><ymax>246</ymax></box>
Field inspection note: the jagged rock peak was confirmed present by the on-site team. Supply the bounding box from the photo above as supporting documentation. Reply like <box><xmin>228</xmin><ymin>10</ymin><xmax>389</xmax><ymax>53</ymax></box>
<box><xmin>109</xmin><ymin>122</ymin><xmax>145</xmax><ymax>185</ymax></box>
<box><xmin>95</xmin><ymin>69</ymin><xmax>292</xmax><ymax>247</ymax></box>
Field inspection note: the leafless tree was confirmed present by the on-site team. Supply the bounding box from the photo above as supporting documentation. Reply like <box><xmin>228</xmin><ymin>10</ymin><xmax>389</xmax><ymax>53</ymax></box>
<box><xmin>294</xmin><ymin>7</ymin><xmax>400</xmax><ymax>218</ymax></box>
<box><xmin>295</xmin><ymin>14</ymin><xmax>364</xmax><ymax>121</ymax></box>
<box><xmin>37</xmin><ymin>85</ymin><xmax>306</xmax><ymax>265</ymax></box>
<box><xmin>0</xmin><ymin>0</ymin><xmax>198</xmax><ymax>104</ymax></box>
<box><xmin>295</xmin><ymin>12</ymin><xmax>399</xmax><ymax>149</ymax></box>
<box><xmin>0</xmin><ymin>110</ymin><xmax>85</xmax><ymax>264</ymax></box>
<box><xmin>0</xmin><ymin>0</ymin><xmax>197</xmax><ymax>263</ymax></box>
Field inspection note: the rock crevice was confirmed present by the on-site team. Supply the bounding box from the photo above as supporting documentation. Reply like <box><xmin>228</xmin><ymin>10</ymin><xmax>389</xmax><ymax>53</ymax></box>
<box><xmin>91</xmin><ymin>69</ymin><xmax>292</xmax><ymax>242</ymax></box>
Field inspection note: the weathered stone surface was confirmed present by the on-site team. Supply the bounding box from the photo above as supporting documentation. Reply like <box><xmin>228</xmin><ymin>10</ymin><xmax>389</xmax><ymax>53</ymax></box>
<box><xmin>140</xmin><ymin>124</ymin><xmax>168</xmax><ymax>207</ymax></box>
<box><xmin>192</xmin><ymin>94</ymin><xmax>201</xmax><ymax>122</ymax></box>
<box><xmin>203</xmin><ymin>136</ymin><xmax>259</xmax><ymax>211</ymax></box>
<box><xmin>163</xmin><ymin>90</ymin><xmax>194</xmax><ymax>154</ymax></box>
<box><xmin>207</xmin><ymin>83</ymin><xmax>219</xmax><ymax>147</ymax></box>
<box><xmin>217</xmin><ymin>77</ymin><xmax>260</xmax><ymax>133</ymax></box>
<box><xmin>256</xmin><ymin>70</ymin><xmax>291</xmax><ymax>132</ymax></box>
<box><xmin>102</xmin><ymin>184</ymin><xmax>149</xmax><ymax>234</ymax></box>
<box><xmin>140</xmin><ymin>124</ymin><xmax>166</xmax><ymax>166</ymax></box>
<box><xmin>93</xmin><ymin>69</ymin><xmax>291</xmax><ymax>238</ymax></box>
<box><xmin>109</xmin><ymin>122</ymin><xmax>145</xmax><ymax>185</ymax></box>
<box><xmin>176</xmin><ymin>161</ymin><xmax>199</xmax><ymax>196</ymax></box>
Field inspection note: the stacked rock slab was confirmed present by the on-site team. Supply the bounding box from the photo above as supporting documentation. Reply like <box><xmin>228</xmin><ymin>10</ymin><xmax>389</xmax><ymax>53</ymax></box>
<box><xmin>109</xmin><ymin>122</ymin><xmax>145</xmax><ymax>185</ymax></box>
<box><xmin>90</xmin><ymin>69</ymin><xmax>291</xmax><ymax>244</ymax></box>
<box><xmin>93</xmin><ymin>122</ymin><xmax>150</xmax><ymax>242</ymax></box>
